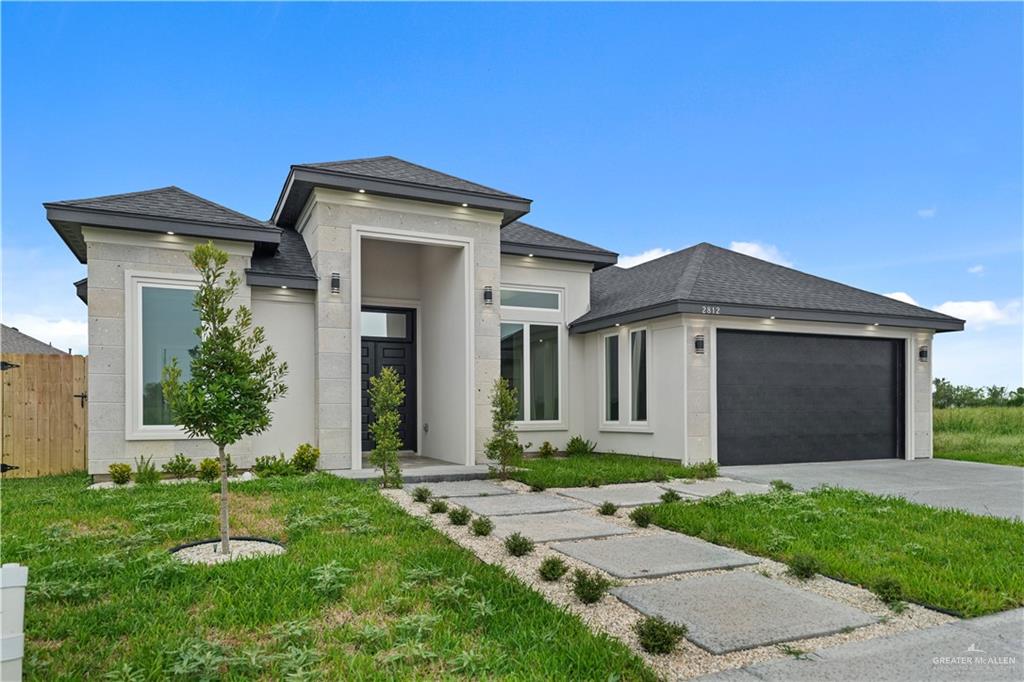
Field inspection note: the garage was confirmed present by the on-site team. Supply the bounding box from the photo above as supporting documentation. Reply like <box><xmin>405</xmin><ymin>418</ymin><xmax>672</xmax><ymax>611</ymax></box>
<box><xmin>716</xmin><ymin>329</ymin><xmax>905</xmax><ymax>466</ymax></box>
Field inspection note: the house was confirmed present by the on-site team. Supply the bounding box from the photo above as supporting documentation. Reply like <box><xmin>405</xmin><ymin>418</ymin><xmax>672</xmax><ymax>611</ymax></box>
<box><xmin>1</xmin><ymin>325</ymin><xmax>70</xmax><ymax>356</ymax></box>
<box><xmin>45</xmin><ymin>156</ymin><xmax>964</xmax><ymax>476</ymax></box>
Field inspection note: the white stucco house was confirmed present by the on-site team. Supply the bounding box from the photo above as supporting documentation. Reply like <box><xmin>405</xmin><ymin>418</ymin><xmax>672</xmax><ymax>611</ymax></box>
<box><xmin>46</xmin><ymin>156</ymin><xmax>964</xmax><ymax>476</ymax></box>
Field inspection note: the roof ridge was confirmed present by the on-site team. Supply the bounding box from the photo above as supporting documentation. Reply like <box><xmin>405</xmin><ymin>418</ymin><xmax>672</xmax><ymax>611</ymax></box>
<box><xmin>297</xmin><ymin>154</ymin><xmax>395</xmax><ymax>167</ymax></box>
<box><xmin>166</xmin><ymin>186</ymin><xmax>269</xmax><ymax>227</ymax></box>
<box><xmin>51</xmin><ymin>185</ymin><xmax>179</xmax><ymax>205</ymax></box>
<box><xmin>674</xmin><ymin>242</ymin><xmax>710</xmax><ymax>299</ymax></box>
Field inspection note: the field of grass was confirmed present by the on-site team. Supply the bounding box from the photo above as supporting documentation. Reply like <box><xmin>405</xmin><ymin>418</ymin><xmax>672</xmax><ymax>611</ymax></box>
<box><xmin>649</xmin><ymin>487</ymin><xmax>1024</xmax><ymax>618</ymax></box>
<box><xmin>509</xmin><ymin>453</ymin><xmax>717</xmax><ymax>489</ymax></box>
<box><xmin>934</xmin><ymin>406</ymin><xmax>1024</xmax><ymax>467</ymax></box>
<box><xmin>0</xmin><ymin>474</ymin><xmax>654</xmax><ymax>681</ymax></box>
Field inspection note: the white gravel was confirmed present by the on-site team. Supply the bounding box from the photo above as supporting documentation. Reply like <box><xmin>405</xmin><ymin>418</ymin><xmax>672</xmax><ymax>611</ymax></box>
<box><xmin>88</xmin><ymin>472</ymin><xmax>256</xmax><ymax>490</ymax></box>
<box><xmin>172</xmin><ymin>538</ymin><xmax>285</xmax><ymax>565</ymax></box>
<box><xmin>383</xmin><ymin>481</ymin><xmax>955</xmax><ymax>681</ymax></box>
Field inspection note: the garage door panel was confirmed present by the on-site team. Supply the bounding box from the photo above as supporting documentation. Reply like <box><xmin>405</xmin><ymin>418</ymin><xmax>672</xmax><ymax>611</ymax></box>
<box><xmin>717</xmin><ymin>330</ymin><xmax>904</xmax><ymax>465</ymax></box>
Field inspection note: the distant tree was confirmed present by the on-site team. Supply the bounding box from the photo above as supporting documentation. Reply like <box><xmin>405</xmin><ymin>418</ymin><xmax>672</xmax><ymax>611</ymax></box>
<box><xmin>933</xmin><ymin>377</ymin><xmax>1024</xmax><ymax>409</ymax></box>
<box><xmin>162</xmin><ymin>242</ymin><xmax>288</xmax><ymax>555</ymax></box>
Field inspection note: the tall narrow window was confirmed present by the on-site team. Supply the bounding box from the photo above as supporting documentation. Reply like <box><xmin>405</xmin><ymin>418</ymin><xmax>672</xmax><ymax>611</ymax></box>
<box><xmin>604</xmin><ymin>335</ymin><xmax>619</xmax><ymax>421</ymax></box>
<box><xmin>141</xmin><ymin>287</ymin><xmax>200</xmax><ymax>425</ymax></box>
<box><xmin>630</xmin><ymin>329</ymin><xmax>647</xmax><ymax>422</ymax></box>
<box><xmin>530</xmin><ymin>324</ymin><xmax>559</xmax><ymax>420</ymax></box>
<box><xmin>500</xmin><ymin>323</ymin><xmax>525</xmax><ymax>420</ymax></box>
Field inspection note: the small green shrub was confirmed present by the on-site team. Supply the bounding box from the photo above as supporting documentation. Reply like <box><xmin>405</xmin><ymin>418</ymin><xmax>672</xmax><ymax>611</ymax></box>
<box><xmin>253</xmin><ymin>453</ymin><xmax>297</xmax><ymax>477</ymax></box>
<box><xmin>537</xmin><ymin>441</ymin><xmax>557</xmax><ymax>458</ymax></box>
<box><xmin>873</xmin><ymin>577</ymin><xmax>904</xmax><ymax>608</ymax></box>
<box><xmin>428</xmin><ymin>499</ymin><xmax>449</xmax><ymax>514</ymax></box>
<box><xmin>412</xmin><ymin>486</ymin><xmax>432</xmax><ymax>503</ymax></box>
<box><xmin>598</xmin><ymin>501</ymin><xmax>618</xmax><ymax>516</ymax></box>
<box><xmin>447</xmin><ymin>507</ymin><xmax>471</xmax><ymax>526</ymax></box>
<box><xmin>660</xmin><ymin>490</ymin><xmax>682</xmax><ymax>503</ymax></box>
<box><xmin>197</xmin><ymin>458</ymin><xmax>219</xmax><ymax>482</ymax></box>
<box><xmin>310</xmin><ymin>561</ymin><xmax>353</xmax><ymax>599</ymax></box>
<box><xmin>504</xmin><ymin>532</ymin><xmax>534</xmax><ymax>557</ymax></box>
<box><xmin>690</xmin><ymin>461</ymin><xmax>718</xmax><ymax>479</ymax></box>
<box><xmin>292</xmin><ymin>443</ymin><xmax>320</xmax><ymax>473</ymax></box>
<box><xmin>786</xmin><ymin>554</ymin><xmax>821</xmax><ymax>580</ymax></box>
<box><xmin>538</xmin><ymin>556</ymin><xmax>569</xmax><ymax>582</ymax></box>
<box><xmin>634</xmin><ymin>616</ymin><xmax>686</xmax><ymax>654</ymax></box>
<box><xmin>771</xmin><ymin>479</ymin><xmax>794</xmax><ymax>492</ymax></box>
<box><xmin>108</xmin><ymin>463</ymin><xmax>132</xmax><ymax>485</ymax></box>
<box><xmin>565</xmin><ymin>435</ymin><xmax>597</xmax><ymax>457</ymax></box>
<box><xmin>470</xmin><ymin>516</ymin><xmax>493</xmax><ymax>536</ymax></box>
<box><xmin>571</xmin><ymin>569</ymin><xmax>611</xmax><ymax>604</ymax></box>
<box><xmin>629</xmin><ymin>506</ymin><xmax>654</xmax><ymax>528</ymax></box>
<box><xmin>161</xmin><ymin>454</ymin><xmax>197</xmax><ymax>479</ymax></box>
<box><xmin>133</xmin><ymin>456</ymin><xmax>161</xmax><ymax>486</ymax></box>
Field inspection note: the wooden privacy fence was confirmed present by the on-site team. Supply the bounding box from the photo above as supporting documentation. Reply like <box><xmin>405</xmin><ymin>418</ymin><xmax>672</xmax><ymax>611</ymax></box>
<box><xmin>1</xmin><ymin>354</ymin><xmax>87</xmax><ymax>478</ymax></box>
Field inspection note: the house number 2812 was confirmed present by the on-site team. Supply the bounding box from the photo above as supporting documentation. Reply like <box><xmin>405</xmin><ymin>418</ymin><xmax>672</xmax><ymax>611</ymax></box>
<box><xmin>701</xmin><ymin>305</ymin><xmax>721</xmax><ymax>315</ymax></box>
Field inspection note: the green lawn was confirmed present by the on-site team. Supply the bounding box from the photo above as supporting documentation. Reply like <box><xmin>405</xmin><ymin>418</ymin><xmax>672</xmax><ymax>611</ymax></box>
<box><xmin>934</xmin><ymin>406</ymin><xmax>1024</xmax><ymax>467</ymax></box>
<box><xmin>510</xmin><ymin>453</ymin><xmax>717</xmax><ymax>489</ymax></box>
<box><xmin>1</xmin><ymin>474</ymin><xmax>654</xmax><ymax>681</ymax></box>
<box><xmin>648</xmin><ymin>487</ymin><xmax>1024</xmax><ymax>618</ymax></box>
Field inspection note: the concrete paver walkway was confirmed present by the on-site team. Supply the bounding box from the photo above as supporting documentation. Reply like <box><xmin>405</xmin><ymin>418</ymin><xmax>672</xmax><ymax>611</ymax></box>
<box><xmin>552</xmin><ymin>482</ymin><xmax>671</xmax><ymax>507</ymax></box>
<box><xmin>552</xmin><ymin>533</ymin><xmax>759</xmax><ymax>578</ymax></box>
<box><xmin>491</xmin><ymin>510</ymin><xmax>633</xmax><ymax>542</ymax></box>
<box><xmin>459</xmin><ymin>491</ymin><xmax>586</xmax><ymax>516</ymax></box>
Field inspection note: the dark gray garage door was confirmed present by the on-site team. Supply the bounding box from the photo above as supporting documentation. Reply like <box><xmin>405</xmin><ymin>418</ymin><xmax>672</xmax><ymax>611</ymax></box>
<box><xmin>716</xmin><ymin>330</ymin><xmax>904</xmax><ymax>466</ymax></box>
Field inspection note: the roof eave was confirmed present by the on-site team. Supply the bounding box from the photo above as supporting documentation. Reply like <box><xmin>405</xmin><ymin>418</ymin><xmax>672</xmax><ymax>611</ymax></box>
<box><xmin>273</xmin><ymin>167</ymin><xmax>532</xmax><ymax>229</ymax></box>
<box><xmin>500</xmin><ymin>242</ymin><xmax>618</xmax><ymax>270</ymax></box>
<box><xmin>245</xmin><ymin>270</ymin><xmax>318</xmax><ymax>290</ymax></box>
<box><xmin>570</xmin><ymin>300</ymin><xmax>965</xmax><ymax>334</ymax></box>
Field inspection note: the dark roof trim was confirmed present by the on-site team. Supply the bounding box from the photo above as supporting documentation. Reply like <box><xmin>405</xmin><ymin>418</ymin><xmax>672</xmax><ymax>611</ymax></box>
<box><xmin>74</xmin><ymin>277</ymin><xmax>88</xmax><ymax>304</ymax></box>
<box><xmin>500</xmin><ymin>241</ymin><xmax>618</xmax><ymax>269</ymax></box>
<box><xmin>245</xmin><ymin>270</ymin><xmax>318</xmax><ymax>290</ymax></box>
<box><xmin>569</xmin><ymin>300</ymin><xmax>965</xmax><ymax>335</ymax></box>
<box><xmin>273</xmin><ymin>167</ymin><xmax>532</xmax><ymax>229</ymax></box>
<box><xmin>46</xmin><ymin>205</ymin><xmax>281</xmax><ymax>263</ymax></box>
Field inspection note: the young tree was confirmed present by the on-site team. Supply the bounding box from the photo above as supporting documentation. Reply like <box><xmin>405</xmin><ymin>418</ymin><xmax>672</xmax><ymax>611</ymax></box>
<box><xmin>485</xmin><ymin>377</ymin><xmax>521</xmax><ymax>479</ymax></box>
<box><xmin>162</xmin><ymin>242</ymin><xmax>288</xmax><ymax>554</ymax></box>
<box><xmin>368</xmin><ymin>366</ymin><xmax>405</xmax><ymax>488</ymax></box>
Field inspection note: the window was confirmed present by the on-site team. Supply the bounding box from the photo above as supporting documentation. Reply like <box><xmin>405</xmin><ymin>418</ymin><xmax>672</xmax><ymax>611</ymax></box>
<box><xmin>361</xmin><ymin>309</ymin><xmax>410</xmax><ymax>339</ymax></box>
<box><xmin>630</xmin><ymin>330</ymin><xmax>648</xmax><ymax>422</ymax></box>
<box><xmin>141</xmin><ymin>286</ymin><xmax>200</xmax><ymax>426</ymax></box>
<box><xmin>500</xmin><ymin>322</ymin><xmax>560</xmax><ymax>422</ymax></box>
<box><xmin>500</xmin><ymin>288</ymin><xmax>559</xmax><ymax>310</ymax></box>
<box><xmin>604</xmin><ymin>335</ymin><xmax>619</xmax><ymax>421</ymax></box>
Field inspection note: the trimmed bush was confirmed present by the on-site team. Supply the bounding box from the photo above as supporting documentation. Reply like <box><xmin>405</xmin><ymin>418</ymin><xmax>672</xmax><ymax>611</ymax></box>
<box><xmin>660</xmin><ymin>490</ymin><xmax>682</xmax><ymax>503</ymax></box>
<box><xmin>786</xmin><ymin>554</ymin><xmax>821</xmax><ymax>581</ymax></box>
<box><xmin>538</xmin><ymin>556</ymin><xmax>569</xmax><ymax>582</ymax></box>
<box><xmin>133</xmin><ymin>456</ymin><xmax>160</xmax><ymax>486</ymax></box>
<box><xmin>447</xmin><ymin>507</ymin><xmax>471</xmax><ymax>526</ymax></box>
<box><xmin>253</xmin><ymin>454</ymin><xmax>296</xmax><ymax>478</ymax></box>
<box><xmin>485</xmin><ymin>378</ymin><xmax>522</xmax><ymax>479</ymax></box>
<box><xmin>470</xmin><ymin>516</ymin><xmax>493</xmax><ymax>537</ymax></box>
<box><xmin>565</xmin><ymin>435</ymin><xmax>597</xmax><ymax>457</ymax></box>
<box><xmin>292</xmin><ymin>443</ymin><xmax>320</xmax><ymax>473</ymax></box>
<box><xmin>504</xmin><ymin>532</ymin><xmax>534</xmax><ymax>557</ymax></box>
<box><xmin>634</xmin><ymin>616</ymin><xmax>686</xmax><ymax>654</ymax></box>
<box><xmin>411</xmin><ymin>486</ymin><xmax>432</xmax><ymax>503</ymax></box>
<box><xmin>598</xmin><ymin>501</ymin><xmax>618</xmax><ymax>516</ymax></box>
<box><xmin>771</xmin><ymin>479</ymin><xmax>794</xmax><ymax>492</ymax></box>
<box><xmin>109</xmin><ymin>463</ymin><xmax>132</xmax><ymax>485</ymax></box>
<box><xmin>629</xmin><ymin>506</ymin><xmax>654</xmax><ymax>528</ymax></box>
<box><xmin>537</xmin><ymin>441</ymin><xmax>557</xmax><ymax>458</ymax></box>
<box><xmin>571</xmin><ymin>569</ymin><xmax>611</xmax><ymax>604</ymax></box>
<box><xmin>428</xmin><ymin>499</ymin><xmax>449</xmax><ymax>514</ymax></box>
<box><xmin>197</xmin><ymin>458</ymin><xmax>220</xmax><ymax>483</ymax></box>
<box><xmin>161</xmin><ymin>454</ymin><xmax>197</xmax><ymax>479</ymax></box>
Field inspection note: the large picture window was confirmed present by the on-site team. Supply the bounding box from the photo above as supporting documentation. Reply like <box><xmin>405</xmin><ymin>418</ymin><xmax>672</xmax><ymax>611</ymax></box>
<box><xmin>500</xmin><ymin>322</ymin><xmax>560</xmax><ymax>422</ymax></box>
<box><xmin>604</xmin><ymin>335</ymin><xmax>619</xmax><ymax>421</ymax></box>
<box><xmin>141</xmin><ymin>287</ymin><xmax>200</xmax><ymax>425</ymax></box>
<box><xmin>630</xmin><ymin>329</ymin><xmax>648</xmax><ymax>422</ymax></box>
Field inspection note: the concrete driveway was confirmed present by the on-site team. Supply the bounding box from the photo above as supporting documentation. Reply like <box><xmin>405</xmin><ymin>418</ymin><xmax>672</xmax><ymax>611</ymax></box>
<box><xmin>721</xmin><ymin>459</ymin><xmax>1024</xmax><ymax>521</ymax></box>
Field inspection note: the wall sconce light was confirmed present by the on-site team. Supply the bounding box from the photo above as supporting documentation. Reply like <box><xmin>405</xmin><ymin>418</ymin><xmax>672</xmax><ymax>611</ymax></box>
<box><xmin>918</xmin><ymin>345</ymin><xmax>929</xmax><ymax>362</ymax></box>
<box><xmin>330</xmin><ymin>273</ymin><xmax>341</xmax><ymax>294</ymax></box>
<box><xmin>694</xmin><ymin>334</ymin><xmax>705</xmax><ymax>354</ymax></box>
<box><xmin>483</xmin><ymin>286</ymin><xmax>493</xmax><ymax>305</ymax></box>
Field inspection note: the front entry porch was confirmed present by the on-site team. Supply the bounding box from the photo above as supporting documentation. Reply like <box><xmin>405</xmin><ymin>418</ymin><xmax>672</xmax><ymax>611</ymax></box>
<box><xmin>333</xmin><ymin>453</ymin><xmax>491</xmax><ymax>483</ymax></box>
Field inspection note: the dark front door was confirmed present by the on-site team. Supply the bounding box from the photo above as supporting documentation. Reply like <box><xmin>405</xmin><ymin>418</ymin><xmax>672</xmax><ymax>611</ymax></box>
<box><xmin>716</xmin><ymin>329</ymin><xmax>904</xmax><ymax>466</ymax></box>
<box><xmin>360</xmin><ymin>307</ymin><xmax>417</xmax><ymax>452</ymax></box>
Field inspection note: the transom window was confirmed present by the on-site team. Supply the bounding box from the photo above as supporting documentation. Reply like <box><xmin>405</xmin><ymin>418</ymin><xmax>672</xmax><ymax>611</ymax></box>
<box><xmin>500</xmin><ymin>322</ymin><xmax>560</xmax><ymax>422</ymax></box>
<box><xmin>361</xmin><ymin>309</ymin><xmax>411</xmax><ymax>340</ymax></box>
<box><xmin>500</xmin><ymin>287</ymin><xmax>560</xmax><ymax>311</ymax></box>
<box><xmin>140</xmin><ymin>286</ymin><xmax>200</xmax><ymax>426</ymax></box>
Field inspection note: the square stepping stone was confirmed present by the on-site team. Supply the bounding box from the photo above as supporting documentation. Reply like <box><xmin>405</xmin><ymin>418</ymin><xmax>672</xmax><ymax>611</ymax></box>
<box><xmin>492</xmin><ymin>511</ymin><xmax>634</xmax><ymax>543</ymax></box>
<box><xmin>612</xmin><ymin>572</ymin><xmax>876</xmax><ymax>654</ymax></box>
<box><xmin>404</xmin><ymin>480</ymin><xmax>512</xmax><ymax>498</ymax></box>
<box><xmin>458</xmin><ymin>493</ymin><xmax>586</xmax><ymax>516</ymax></box>
<box><xmin>660</xmin><ymin>478</ymin><xmax>771</xmax><ymax>498</ymax></box>
<box><xmin>551</xmin><ymin>533</ymin><xmax>759</xmax><ymax>578</ymax></box>
<box><xmin>553</xmin><ymin>482</ymin><xmax>673</xmax><ymax>507</ymax></box>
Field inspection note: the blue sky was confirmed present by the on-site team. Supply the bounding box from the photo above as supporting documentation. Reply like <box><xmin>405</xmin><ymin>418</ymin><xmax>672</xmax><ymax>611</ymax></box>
<box><xmin>3</xmin><ymin>2</ymin><xmax>1021</xmax><ymax>386</ymax></box>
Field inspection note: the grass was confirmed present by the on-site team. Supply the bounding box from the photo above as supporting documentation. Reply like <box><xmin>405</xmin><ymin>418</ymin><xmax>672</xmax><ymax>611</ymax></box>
<box><xmin>648</xmin><ymin>487</ymin><xmax>1024</xmax><ymax>617</ymax></box>
<box><xmin>934</xmin><ymin>407</ymin><xmax>1024</xmax><ymax>467</ymax></box>
<box><xmin>1</xmin><ymin>474</ymin><xmax>655</xmax><ymax>681</ymax></box>
<box><xmin>509</xmin><ymin>453</ymin><xmax>717</xmax><ymax>489</ymax></box>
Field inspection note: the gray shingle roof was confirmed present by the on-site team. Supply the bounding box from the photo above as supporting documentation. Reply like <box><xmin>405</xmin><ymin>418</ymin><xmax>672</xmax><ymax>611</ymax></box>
<box><xmin>48</xmin><ymin>186</ymin><xmax>271</xmax><ymax>230</ymax></box>
<box><xmin>1</xmin><ymin>325</ymin><xmax>69</xmax><ymax>355</ymax></box>
<box><xmin>248</xmin><ymin>229</ymin><xmax>316</xmax><ymax>284</ymax></box>
<box><xmin>299</xmin><ymin>156</ymin><xmax>527</xmax><ymax>200</ymax></box>
<box><xmin>501</xmin><ymin>221</ymin><xmax>617</xmax><ymax>258</ymax></box>
<box><xmin>573</xmin><ymin>242</ymin><xmax>963</xmax><ymax>330</ymax></box>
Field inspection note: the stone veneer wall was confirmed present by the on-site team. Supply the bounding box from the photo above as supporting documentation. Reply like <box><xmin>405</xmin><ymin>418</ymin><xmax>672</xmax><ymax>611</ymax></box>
<box><xmin>685</xmin><ymin>322</ymin><xmax>713</xmax><ymax>464</ymax></box>
<box><xmin>912</xmin><ymin>330</ymin><xmax>934</xmax><ymax>460</ymax></box>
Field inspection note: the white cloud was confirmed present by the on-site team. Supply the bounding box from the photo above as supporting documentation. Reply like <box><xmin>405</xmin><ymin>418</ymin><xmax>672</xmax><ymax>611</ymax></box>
<box><xmin>2</xmin><ymin>314</ymin><xmax>87</xmax><ymax>355</ymax></box>
<box><xmin>917</xmin><ymin>207</ymin><xmax>937</xmax><ymax>219</ymax></box>
<box><xmin>728</xmin><ymin>241</ymin><xmax>793</xmax><ymax>267</ymax></box>
<box><xmin>883</xmin><ymin>292</ymin><xmax>919</xmax><ymax>306</ymax></box>
<box><xmin>617</xmin><ymin>247</ymin><xmax>676</xmax><ymax>269</ymax></box>
<box><xmin>967</xmin><ymin>264</ymin><xmax>985</xmax><ymax>275</ymax></box>
<box><xmin>933</xmin><ymin>299</ymin><xmax>1021</xmax><ymax>330</ymax></box>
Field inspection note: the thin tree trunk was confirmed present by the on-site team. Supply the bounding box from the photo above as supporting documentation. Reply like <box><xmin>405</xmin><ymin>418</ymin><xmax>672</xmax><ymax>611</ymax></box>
<box><xmin>219</xmin><ymin>444</ymin><xmax>230</xmax><ymax>555</ymax></box>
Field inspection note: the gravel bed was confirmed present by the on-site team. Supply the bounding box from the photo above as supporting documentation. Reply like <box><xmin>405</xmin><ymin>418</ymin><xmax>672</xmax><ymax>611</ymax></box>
<box><xmin>88</xmin><ymin>472</ymin><xmax>256</xmax><ymax>490</ymax></box>
<box><xmin>172</xmin><ymin>538</ymin><xmax>285</xmax><ymax>565</ymax></box>
<box><xmin>383</xmin><ymin>484</ymin><xmax>954</xmax><ymax>680</ymax></box>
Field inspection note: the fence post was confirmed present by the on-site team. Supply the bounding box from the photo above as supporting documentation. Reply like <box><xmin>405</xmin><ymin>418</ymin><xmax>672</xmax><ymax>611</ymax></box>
<box><xmin>1</xmin><ymin>563</ymin><xmax>28</xmax><ymax>681</ymax></box>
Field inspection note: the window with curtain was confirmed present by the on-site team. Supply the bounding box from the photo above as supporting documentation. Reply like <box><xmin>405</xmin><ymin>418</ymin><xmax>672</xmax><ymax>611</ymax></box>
<box><xmin>630</xmin><ymin>329</ymin><xmax>647</xmax><ymax>422</ymax></box>
<box><xmin>605</xmin><ymin>334</ymin><xmax>619</xmax><ymax>421</ymax></box>
<box><xmin>500</xmin><ymin>322</ymin><xmax>560</xmax><ymax>422</ymax></box>
<box><xmin>141</xmin><ymin>287</ymin><xmax>200</xmax><ymax>425</ymax></box>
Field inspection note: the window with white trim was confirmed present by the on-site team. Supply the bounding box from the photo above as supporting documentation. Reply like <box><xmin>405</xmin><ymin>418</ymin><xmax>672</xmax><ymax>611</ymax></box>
<box><xmin>141</xmin><ymin>286</ymin><xmax>200</xmax><ymax>425</ymax></box>
<box><xmin>604</xmin><ymin>334</ymin><xmax>619</xmax><ymax>421</ymax></box>
<box><xmin>500</xmin><ymin>322</ymin><xmax>560</xmax><ymax>422</ymax></box>
<box><xmin>500</xmin><ymin>287</ymin><xmax>560</xmax><ymax>311</ymax></box>
<box><xmin>630</xmin><ymin>329</ymin><xmax>648</xmax><ymax>422</ymax></box>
